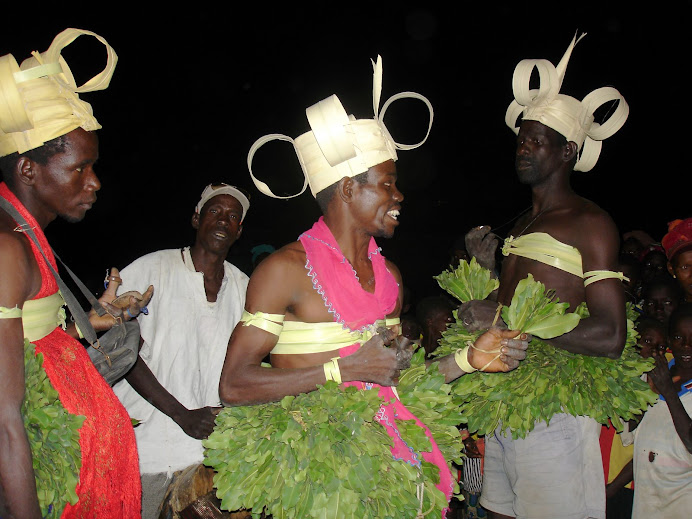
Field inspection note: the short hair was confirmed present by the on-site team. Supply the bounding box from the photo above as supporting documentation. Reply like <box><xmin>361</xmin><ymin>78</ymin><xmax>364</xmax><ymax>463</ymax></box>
<box><xmin>641</xmin><ymin>273</ymin><xmax>683</xmax><ymax>299</ymax></box>
<box><xmin>636</xmin><ymin>316</ymin><xmax>665</xmax><ymax>336</ymax></box>
<box><xmin>315</xmin><ymin>170</ymin><xmax>369</xmax><ymax>214</ymax></box>
<box><xmin>669</xmin><ymin>303</ymin><xmax>692</xmax><ymax>336</ymax></box>
<box><xmin>0</xmin><ymin>135</ymin><xmax>69</xmax><ymax>185</ymax></box>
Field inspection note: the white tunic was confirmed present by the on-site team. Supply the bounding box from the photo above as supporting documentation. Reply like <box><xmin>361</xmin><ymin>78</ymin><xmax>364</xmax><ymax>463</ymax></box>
<box><xmin>632</xmin><ymin>371</ymin><xmax>692</xmax><ymax>518</ymax></box>
<box><xmin>113</xmin><ymin>247</ymin><xmax>248</xmax><ymax>475</ymax></box>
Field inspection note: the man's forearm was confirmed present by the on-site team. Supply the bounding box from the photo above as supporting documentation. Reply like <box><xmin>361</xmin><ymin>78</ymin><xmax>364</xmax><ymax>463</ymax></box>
<box><xmin>220</xmin><ymin>363</ymin><xmax>331</xmax><ymax>406</ymax></box>
<box><xmin>125</xmin><ymin>355</ymin><xmax>187</xmax><ymax>420</ymax></box>
<box><xmin>659</xmin><ymin>389</ymin><xmax>692</xmax><ymax>453</ymax></box>
<box><xmin>548</xmin><ymin>316</ymin><xmax>625</xmax><ymax>358</ymax></box>
<box><xmin>0</xmin><ymin>418</ymin><xmax>42</xmax><ymax>518</ymax></box>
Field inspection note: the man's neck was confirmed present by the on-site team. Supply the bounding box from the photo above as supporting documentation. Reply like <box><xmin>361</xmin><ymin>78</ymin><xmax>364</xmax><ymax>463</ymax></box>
<box><xmin>2</xmin><ymin>182</ymin><xmax>55</xmax><ymax>229</ymax></box>
<box><xmin>322</xmin><ymin>215</ymin><xmax>372</xmax><ymax>267</ymax></box>
<box><xmin>189</xmin><ymin>244</ymin><xmax>227</xmax><ymax>278</ymax></box>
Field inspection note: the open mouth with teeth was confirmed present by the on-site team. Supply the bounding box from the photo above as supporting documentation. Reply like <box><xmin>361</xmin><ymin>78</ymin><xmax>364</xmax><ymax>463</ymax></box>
<box><xmin>387</xmin><ymin>209</ymin><xmax>400</xmax><ymax>221</ymax></box>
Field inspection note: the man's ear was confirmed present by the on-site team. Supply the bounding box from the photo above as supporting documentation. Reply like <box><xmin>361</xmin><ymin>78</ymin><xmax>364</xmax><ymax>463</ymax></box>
<box><xmin>236</xmin><ymin>224</ymin><xmax>243</xmax><ymax>239</ymax></box>
<box><xmin>563</xmin><ymin>141</ymin><xmax>579</xmax><ymax>163</ymax></box>
<box><xmin>17</xmin><ymin>157</ymin><xmax>37</xmax><ymax>186</ymax></box>
<box><xmin>336</xmin><ymin>176</ymin><xmax>354</xmax><ymax>204</ymax></box>
<box><xmin>191</xmin><ymin>212</ymin><xmax>200</xmax><ymax>229</ymax></box>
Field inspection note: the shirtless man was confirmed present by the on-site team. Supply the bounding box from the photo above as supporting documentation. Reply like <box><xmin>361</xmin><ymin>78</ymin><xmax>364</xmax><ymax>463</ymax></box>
<box><xmin>219</xmin><ymin>56</ymin><xmax>528</xmax><ymax>515</ymax></box>
<box><xmin>461</xmin><ymin>35</ymin><xmax>630</xmax><ymax>519</ymax></box>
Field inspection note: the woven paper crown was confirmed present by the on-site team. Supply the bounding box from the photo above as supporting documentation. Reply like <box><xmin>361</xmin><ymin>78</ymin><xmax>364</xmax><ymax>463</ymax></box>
<box><xmin>505</xmin><ymin>33</ymin><xmax>629</xmax><ymax>172</ymax></box>
<box><xmin>0</xmin><ymin>28</ymin><xmax>117</xmax><ymax>157</ymax></box>
<box><xmin>247</xmin><ymin>55</ymin><xmax>433</xmax><ymax>198</ymax></box>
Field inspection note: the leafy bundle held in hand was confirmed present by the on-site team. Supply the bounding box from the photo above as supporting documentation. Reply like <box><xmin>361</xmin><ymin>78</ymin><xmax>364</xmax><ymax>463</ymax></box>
<box><xmin>434</xmin><ymin>257</ymin><xmax>499</xmax><ymax>303</ymax></box>
<box><xmin>433</xmin><ymin>269</ymin><xmax>657</xmax><ymax>439</ymax></box>
<box><xmin>22</xmin><ymin>340</ymin><xmax>84</xmax><ymax>518</ymax></box>
<box><xmin>204</xmin><ymin>371</ymin><xmax>461</xmax><ymax>519</ymax></box>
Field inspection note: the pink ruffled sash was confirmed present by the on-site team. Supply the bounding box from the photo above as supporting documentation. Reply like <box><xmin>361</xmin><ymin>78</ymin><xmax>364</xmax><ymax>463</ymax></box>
<box><xmin>299</xmin><ymin>218</ymin><xmax>453</xmax><ymax>510</ymax></box>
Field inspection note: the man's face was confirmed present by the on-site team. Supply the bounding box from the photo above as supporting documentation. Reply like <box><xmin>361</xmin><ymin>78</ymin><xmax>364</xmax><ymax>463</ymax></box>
<box><xmin>670</xmin><ymin>314</ymin><xmax>692</xmax><ymax>370</ymax></box>
<box><xmin>351</xmin><ymin>160</ymin><xmax>403</xmax><ymax>239</ymax></box>
<box><xmin>670</xmin><ymin>250</ymin><xmax>692</xmax><ymax>301</ymax></box>
<box><xmin>32</xmin><ymin>128</ymin><xmax>100</xmax><ymax>223</ymax></box>
<box><xmin>193</xmin><ymin>194</ymin><xmax>243</xmax><ymax>254</ymax></box>
<box><xmin>515</xmin><ymin>120</ymin><xmax>568</xmax><ymax>185</ymax></box>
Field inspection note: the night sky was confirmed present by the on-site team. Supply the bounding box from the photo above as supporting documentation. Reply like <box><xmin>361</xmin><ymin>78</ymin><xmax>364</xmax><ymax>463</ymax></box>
<box><xmin>4</xmin><ymin>4</ymin><xmax>690</xmax><ymax>301</ymax></box>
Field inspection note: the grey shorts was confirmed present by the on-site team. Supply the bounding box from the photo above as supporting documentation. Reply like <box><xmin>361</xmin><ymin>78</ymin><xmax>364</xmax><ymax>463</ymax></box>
<box><xmin>479</xmin><ymin>414</ymin><xmax>605</xmax><ymax>519</ymax></box>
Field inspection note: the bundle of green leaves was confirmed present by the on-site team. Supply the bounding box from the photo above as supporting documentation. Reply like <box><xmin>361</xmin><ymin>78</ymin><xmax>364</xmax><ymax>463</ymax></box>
<box><xmin>432</xmin><ymin>268</ymin><xmax>657</xmax><ymax>439</ymax></box>
<box><xmin>434</xmin><ymin>257</ymin><xmax>499</xmax><ymax>303</ymax></box>
<box><xmin>22</xmin><ymin>340</ymin><xmax>84</xmax><ymax>517</ymax></box>
<box><xmin>203</xmin><ymin>372</ymin><xmax>458</xmax><ymax>519</ymax></box>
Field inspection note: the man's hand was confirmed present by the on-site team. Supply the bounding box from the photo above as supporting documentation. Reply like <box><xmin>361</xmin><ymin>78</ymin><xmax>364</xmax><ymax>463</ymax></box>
<box><xmin>468</xmin><ymin>327</ymin><xmax>529</xmax><ymax>372</ymax></box>
<box><xmin>465</xmin><ymin>225</ymin><xmax>499</xmax><ymax>273</ymax></box>
<box><xmin>345</xmin><ymin>328</ymin><xmax>409</xmax><ymax>386</ymax></box>
<box><xmin>458</xmin><ymin>300</ymin><xmax>503</xmax><ymax>331</ymax></box>
<box><xmin>173</xmin><ymin>406</ymin><xmax>221</xmax><ymax>440</ymax></box>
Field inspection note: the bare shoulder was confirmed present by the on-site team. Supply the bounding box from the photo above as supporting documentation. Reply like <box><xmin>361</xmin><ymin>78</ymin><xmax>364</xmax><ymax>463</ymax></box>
<box><xmin>0</xmin><ymin>220</ymin><xmax>39</xmax><ymax>303</ymax></box>
<box><xmin>244</xmin><ymin>241</ymin><xmax>308</xmax><ymax>312</ymax></box>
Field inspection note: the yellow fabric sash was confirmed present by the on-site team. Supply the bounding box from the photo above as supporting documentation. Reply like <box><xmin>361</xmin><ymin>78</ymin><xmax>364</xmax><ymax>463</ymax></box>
<box><xmin>20</xmin><ymin>292</ymin><xmax>66</xmax><ymax>342</ymax></box>
<box><xmin>240</xmin><ymin>310</ymin><xmax>400</xmax><ymax>355</ymax></box>
<box><xmin>502</xmin><ymin>233</ymin><xmax>627</xmax><ymax>286</ymax></box>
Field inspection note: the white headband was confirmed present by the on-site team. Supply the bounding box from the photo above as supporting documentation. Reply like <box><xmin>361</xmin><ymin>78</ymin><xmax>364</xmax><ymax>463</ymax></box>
<box><xmin>0</xmin><ymin>28</ymin><xmax>117</xmax><ymax>157</ymax></box>
<box><xmin>505</xmin><ymin>33</ymin><xmax>629</xmax><ymax>172</ymax></box>
<box><xmin>247</xmin><ymin>55</ymin><xmax>433</xmax><ymax>198</ymax></box>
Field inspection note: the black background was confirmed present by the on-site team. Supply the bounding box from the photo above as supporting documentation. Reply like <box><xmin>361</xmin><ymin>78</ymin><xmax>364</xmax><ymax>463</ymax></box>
<box><xmin>4</xmin><ymin>3</ymin><xmax>690</xmax><ymax>301</ymax></box>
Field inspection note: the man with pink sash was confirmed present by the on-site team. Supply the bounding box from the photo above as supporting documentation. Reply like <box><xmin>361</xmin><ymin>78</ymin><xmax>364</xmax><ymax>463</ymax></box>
<box><xmin>219</xmin><ymin>56</ymin><xmax>527</xmax><ymax>518</ymax></box>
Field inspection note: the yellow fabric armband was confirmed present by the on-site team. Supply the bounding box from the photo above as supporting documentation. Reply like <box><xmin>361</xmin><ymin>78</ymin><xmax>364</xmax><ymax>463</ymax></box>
<box><xmin>323</xmin><ymin>357</ymin><xmax>342</xmax><ymax>384</ymax></box>
<box><xmin>583</xmin><ymin>270</ymin><xmax>629</xmax><ymax>287</ymax></box>
<box><xmin>454</xmin><ymin>345</ymin><xmax>477</xmax><ymax>373</ymax></box>
<box><xmin>0</xmin><ymin>305</ymin><xmax>22</xmax><ymax>318</ymax></box>
<box><xmin>240</xmin><ymin>310</ymin><xmax>285</xmax><ymax>336</ymax></box>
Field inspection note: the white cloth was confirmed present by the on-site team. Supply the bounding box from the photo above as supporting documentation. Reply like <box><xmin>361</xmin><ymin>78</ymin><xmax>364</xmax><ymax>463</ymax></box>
<box><xmin>632</xmin><ymin>378</ymin><xmax>692</xmax><ymax>518</ymax></box>
<box><xmin>113</xmin><ymin>247</ymin><xmax>248</xmax><ymax>475</ymax></box>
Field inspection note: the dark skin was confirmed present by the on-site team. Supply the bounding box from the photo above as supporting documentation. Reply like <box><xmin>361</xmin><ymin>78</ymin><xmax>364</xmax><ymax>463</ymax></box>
<box><xmin>219</xmin><ymin>162</ymin><xmax>528</xmax><ymax>406</ymax></box>
<box><xmin>669</xmin><ymin>249</ymin><xmax>692</xmax><ymax>303</ymax></box>
<box><xmin>461</xmin><ymin>121</ymin><xmax>626</xmax><ymax>359</ymax></box>
<box><xmin>0</xmin><ymin>129</ymin><xmax>126</xmax><ymax>519</ymax></box>
<box><xmin>461</xmin><ymin>121</ymin><xmax>627</xmax><ymax>519</ymax></box>
<box><xmin>124</xmin><ymin>194</ymin><xmax>244</xmax><ymax>439</ymax></box>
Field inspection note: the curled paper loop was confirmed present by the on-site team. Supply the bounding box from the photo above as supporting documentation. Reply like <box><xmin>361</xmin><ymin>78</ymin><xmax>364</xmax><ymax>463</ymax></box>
<box><xmin>505</xmin><ymin>32</ymin><xmax>628</xmax><ymax>173</ymax></box>
<box><xmin>247</xmin><ymin>133</ymin><xmax>309</xmax><ymax>200</ymax></box>
<box><xmin>247</xmin><ymin>55</ymin><xmax>433</xmax><ymax>199</ymax></box>
<box><xmin>0</xmin><ymin>28</ymin><xmax>117</xmax><ymax>156</ymax></box>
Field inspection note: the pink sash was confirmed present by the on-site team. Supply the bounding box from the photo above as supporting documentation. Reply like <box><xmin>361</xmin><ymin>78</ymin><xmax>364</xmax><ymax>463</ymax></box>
<box><xmin>299</xmin><ymin>218</ymin><xmax>453</xmax><ymax>510</ymax></box>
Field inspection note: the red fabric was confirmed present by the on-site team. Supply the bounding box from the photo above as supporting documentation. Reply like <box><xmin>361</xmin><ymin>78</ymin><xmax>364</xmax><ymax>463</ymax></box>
<box><xmin>1</xmin><ymin>183</ymin><xmax>142</xmax><ymax>518</ymax></box>
<box><xmin>300</xmin><ymin>217</ymin><xmax>454</xmax><ymax>515</ymax></box>
<box><xmin>662</xmin><ymin>218</ymin><xmax>692</xmax><ymax>260</ymax></box>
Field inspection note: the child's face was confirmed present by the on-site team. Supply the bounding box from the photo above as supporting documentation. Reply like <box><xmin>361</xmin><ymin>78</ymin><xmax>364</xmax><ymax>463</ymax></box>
<box><xmin>670</xmin><ymin>315</ymin><xmax>692</xmax><ymax>369</ymax></box>
<box><xmin>670</xmin><ymin>250</ymin><xmax>692</xmax><ymax>301</ymax></box>
<box><xmin>638</xmin><ymin>327</ymin><xmax>667</xmax><ymax>358</ymax></box>
<box><xmin>643</xmin><ymin>285</ymin><xmax>680</xmax><ymax>324</ymax></box>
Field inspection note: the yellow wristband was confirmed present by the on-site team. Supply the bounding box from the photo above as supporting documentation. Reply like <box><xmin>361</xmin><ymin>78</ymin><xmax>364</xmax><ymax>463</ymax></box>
<box><xmin>323</xmin><ymin>357</ymin><xmax>342</xmax><ymax>384</ymax></box>
<box><xmin>454</xmin><ymin>345</ymin><xmax>477</xmax><ymax>373</ymax></box>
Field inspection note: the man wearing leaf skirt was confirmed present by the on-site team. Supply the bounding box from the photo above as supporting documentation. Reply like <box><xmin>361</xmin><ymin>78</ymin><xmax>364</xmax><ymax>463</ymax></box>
<box><xmin>217</xmin><ymin>56</ymin><xmax>529</xmax><ymax>518</ymax></box>
<box><xmin>461</xmin><ymin>34</ymin><xmax>630</xmax><ymax>519</ymax></box>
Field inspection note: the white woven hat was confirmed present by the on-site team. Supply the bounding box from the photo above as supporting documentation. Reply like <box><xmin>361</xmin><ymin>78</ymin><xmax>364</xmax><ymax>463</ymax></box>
<box><xmin>0</xmin><ymin>28</ymin><xmax>117</xmax><ymax>157</ymax></box>
<box><xmin>247</xmin><ymin>55</ymin><xmax>433</xmax><ymax>198</ymax></box>
<box><xmin>505</xmin><ymin>33</ymin><xmax>629</xmax><ymax>172</ymax></box>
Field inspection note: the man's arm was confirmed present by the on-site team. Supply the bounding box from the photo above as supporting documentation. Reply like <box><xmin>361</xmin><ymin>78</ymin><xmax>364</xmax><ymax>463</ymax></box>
<box><xmin>219</xmin><ymin>247</ymin><xmax>405</xmax><ymax>406</ymax></box>
<box><xmin>0</xmin><ymin>235</ymin><xmax>42</xmax><ymax>518</ymax></box>
<box><xmin>549</xmin><ymin>213</ymin><xmax>627</xmax><ymax>358</ymax></box>
<box><xmin>125</xmin><ymin>339</ymin><xmax>218</xmax><ymax>440</ymax></box>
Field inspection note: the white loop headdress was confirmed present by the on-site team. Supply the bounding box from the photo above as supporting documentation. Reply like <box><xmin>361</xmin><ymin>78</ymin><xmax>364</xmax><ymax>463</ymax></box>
<box><xmin>247</xmin><ymin>55</ymin><xmax>434</xmax><ymax>198</ymax></box>
<box><xmin>0</xmin><ymin>28</ymin><xmax>117</xmax><ymax>157</ymax></box>
<box><xmin>505</xmin><ymin>33</ymin><xmax>629</xmax><ymax>172</ymax></box>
